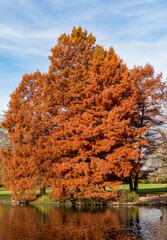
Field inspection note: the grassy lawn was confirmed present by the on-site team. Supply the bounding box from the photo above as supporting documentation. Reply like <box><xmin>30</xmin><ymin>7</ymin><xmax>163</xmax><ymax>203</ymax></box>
<box><xmin>0</xmin><ymin>187</ymin><xmax>51</xmax><ymax>200</ymax></box>
<box><xmin>119</xmin><ymin>183</ymin><xmax>167</xmax><ymax>194</ymax></box>
<box><xmin>35</xmin><ymin>187</ymin><xmax>51</xmax><ymax>195</ymax></box>
<box><xmin>0</xmin><ymin>187</ymin><xmax>12</xmax><ymax>200</ymax></box>
<box><xmin>0</xmin><ymin>184</ymin><xmax>166</xmax><ymax>200</ymax></box>
<box><xmin>0</xmin><ymin>187</ymin><xmax>11</xmax><ymax>195</ymax></box>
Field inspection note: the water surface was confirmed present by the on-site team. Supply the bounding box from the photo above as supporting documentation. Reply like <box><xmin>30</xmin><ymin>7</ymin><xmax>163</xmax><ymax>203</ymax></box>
<box><xmin>0</xmin><ymin>204</ymin><xmax>166</xmax><ymax>240</ymax></box>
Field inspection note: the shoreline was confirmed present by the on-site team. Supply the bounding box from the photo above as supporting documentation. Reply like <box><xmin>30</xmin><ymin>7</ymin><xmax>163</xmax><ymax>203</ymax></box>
<box><xmin>109</xmin><ymin>196</ymin><xmax>167</xmax><ymax>207</ymax></box>
<box><xmin>0</xmin><ymin>196</ymin><xmax>167</xmax><ymax>207</ymax></box>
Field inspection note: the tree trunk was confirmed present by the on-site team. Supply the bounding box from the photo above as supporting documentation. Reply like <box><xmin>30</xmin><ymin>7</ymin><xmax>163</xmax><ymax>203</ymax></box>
<box><xmin>134</xmin><ymin>173</ymin><xmax>138</xmax><ymax>193</ymax></box>
<box><xmin>40</xmin><ymin>186</ymin><xmax>46</xmax><ymax>195</ymax></box>
<box><xmin>129</xmin><ymin>175</ymin><xmax>133</xmax><ymax>192</ymax></box>
<box><xmin>129</xmin><ymin>173</ymin><xmax>139</xmax><ymax>192</ymax></box>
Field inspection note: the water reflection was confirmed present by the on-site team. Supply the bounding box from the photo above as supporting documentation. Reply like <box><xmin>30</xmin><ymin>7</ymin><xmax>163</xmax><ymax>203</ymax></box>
<box><xmin>0</xmin><ymin>204</ymin><xmax>166</xmax><ymax>240</ymax></box>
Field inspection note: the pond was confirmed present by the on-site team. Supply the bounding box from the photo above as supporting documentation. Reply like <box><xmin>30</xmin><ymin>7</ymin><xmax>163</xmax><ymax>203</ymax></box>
<box><xmin>0</xmin><ymin>204</ymin><xmax>166</xmax><ymax>240</ymax></box>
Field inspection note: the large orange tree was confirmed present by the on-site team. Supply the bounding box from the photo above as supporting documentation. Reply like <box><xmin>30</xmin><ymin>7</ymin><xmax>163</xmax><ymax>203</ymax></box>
<box><xmin>48</xmin><ymin>43</ymin><xmax>145</xmax><ymax>199</ymax></box>
<box><xmin>1</xmin><ymin>27</ymin><xmax>97</xmax><ymax>199</ymax></box>
<box><xmin>0</xmin><ymin>71</ymin><xmax>55</xmax><ymax>198</ymax></box>
<box><xmin>1</xmin><ymin>27</ymin><xmax>166</xmax><ymax>199</ymax></box>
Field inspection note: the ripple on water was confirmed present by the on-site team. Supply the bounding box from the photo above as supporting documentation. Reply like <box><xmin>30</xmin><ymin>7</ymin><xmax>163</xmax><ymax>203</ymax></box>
<box><xmin>0</xmin><ymin>205</ymin><xmax>166</xmax><ymax>240</ymax></box>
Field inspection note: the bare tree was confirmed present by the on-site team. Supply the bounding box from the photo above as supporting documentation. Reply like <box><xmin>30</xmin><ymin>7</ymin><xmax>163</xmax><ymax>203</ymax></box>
<box><xmin>147</xmin><ymin>129</ymin><xmax>167</xmax><ymax>180</ymax></box>
<box><xmin>0</xmin><ymin>115</ymin><xmax>10</xmax><ymax>185</ymax></box>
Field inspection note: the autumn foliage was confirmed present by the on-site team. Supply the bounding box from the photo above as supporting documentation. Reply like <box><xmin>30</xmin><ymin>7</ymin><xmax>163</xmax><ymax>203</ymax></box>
<box><xmin>1</xmin><ymin>27</ymin><xmax>166</xmax><ymax>200</ymax></box>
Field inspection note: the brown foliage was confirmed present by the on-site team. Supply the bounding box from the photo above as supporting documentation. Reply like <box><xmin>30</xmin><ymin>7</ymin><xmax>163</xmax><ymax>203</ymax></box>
<box><xmin>1</xmin><ymin>27</ymin><xmax>166</xmax><ymax>200</ymax></box>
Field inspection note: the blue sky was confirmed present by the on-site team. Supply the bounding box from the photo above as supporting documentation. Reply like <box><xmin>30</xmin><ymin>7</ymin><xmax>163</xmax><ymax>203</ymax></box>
<box><xmin>0</xmin><ymin>0</ymin><xmax>167</xmax><ymax>114</ymax></box>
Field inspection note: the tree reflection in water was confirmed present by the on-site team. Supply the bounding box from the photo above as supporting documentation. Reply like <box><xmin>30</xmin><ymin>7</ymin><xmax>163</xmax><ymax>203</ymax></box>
<box><xmin>0</xmin><ymin>205</ymin><xmax>166</xmax><ymax>240</ymax></box>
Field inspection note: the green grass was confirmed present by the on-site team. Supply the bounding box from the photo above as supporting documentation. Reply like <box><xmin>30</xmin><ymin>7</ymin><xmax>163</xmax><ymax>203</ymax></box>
<box><xmin>34</xmin><ymin>187</ymin><xmax>51</xmax><ymax>195</ymax></box>
<box><xmin>0</xmin><ymin>184</ymin><xmax>166</xmax><ymax>201</ymax></box>
<box><xmin>0</xmin><ymin>187</ymin><xmax>12</xmax><ymax>200</ymax></box>
<box><xmin>119</xmin><ymin>183</ymin><xmax>167</xmax><ymax>193</ymax></box>
<box><xmin>0</xmin><ymin>187</ymin><xmax>11</xmax><ymax>195</ymax></box>
<box><xmin>0</xmin><ymin>187</ymin><xmax>51</xmax><ymax>196</ymax></box>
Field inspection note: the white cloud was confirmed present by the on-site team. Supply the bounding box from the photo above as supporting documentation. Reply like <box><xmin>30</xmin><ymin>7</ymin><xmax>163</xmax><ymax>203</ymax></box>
<box><xmin>0</xmin><ymin>96</ymin><xmax>10</xmax><ymax>115</ymax></box>
<box><xmin>0</xmin><ymin>24</ymin><xmax>23</xmax><ymax>40</ymax></box>
<box><xmin>0</xmin><ymin>0</ymin><xmax>167</xmax><ymax>115</ymax></box>
<box><xmin>113</xmin><ymin>39</ymin><xmax>167</xmax><ymax>80</ymax></box>
<box><xmin>0</xmin><ymin>44</ymin><xmax>15</xmax><ymax>50</ymax></box>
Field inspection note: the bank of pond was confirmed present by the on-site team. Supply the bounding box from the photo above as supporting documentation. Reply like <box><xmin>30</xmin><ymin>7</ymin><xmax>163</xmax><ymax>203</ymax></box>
<box><xmin>0</xmin><ymin>183</ymin><xmax>167</xmax><ymax>207</ymax></box>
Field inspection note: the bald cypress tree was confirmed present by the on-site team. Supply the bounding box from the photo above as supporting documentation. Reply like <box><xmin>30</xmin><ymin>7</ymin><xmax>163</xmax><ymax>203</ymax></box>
<box><xmin>1</xmin><ymin>27</ymin><xmax>166</xmax><ymax>200</ymax></box>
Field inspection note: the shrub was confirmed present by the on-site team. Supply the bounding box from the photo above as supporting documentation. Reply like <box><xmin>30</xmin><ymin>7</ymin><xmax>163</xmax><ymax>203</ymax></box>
<box><xmin>159</xmin><ymin>177</ymin><xmax>167</xmax><ymax>183</ymax></box>
<box><xmin>35</xmin><ymin>195</ymin><xmax>51</xmax><ymax>203</ymax></box>
<box><xmin>128</xmin><ymin>191</ymin><xmax>138</xmax><ymax>202</ymax></box>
